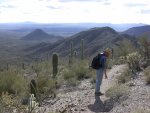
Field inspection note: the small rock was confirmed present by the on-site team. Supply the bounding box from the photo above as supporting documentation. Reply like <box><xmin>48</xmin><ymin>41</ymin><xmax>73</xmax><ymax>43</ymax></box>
<box><xmin>127</xmin><ymin>82</ymin><xmax>136</xmax><ymax>87</ymax></box>
<box><xmin>80</xmin><ymin>108</ymin><xmax>85</xmax><ymax>111</ymax></box>
<box><xmin>74</xmin><ymin>108</ymin><xmax>78</xmax><ymax>111</ymax></box>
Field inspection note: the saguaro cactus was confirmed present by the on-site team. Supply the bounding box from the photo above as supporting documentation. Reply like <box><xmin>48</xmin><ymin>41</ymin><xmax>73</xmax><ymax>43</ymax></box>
<box><xmin>30</xmin><ymin>79</ymin><xmax>37</xmax><ymax>98</ymax></box>
<box><xmin>52</xmin><ymin>53</ymin><xmax>58</xmax><ymax>77</ymax></box>
<box><xmin>69</xmin><ymin>42</ymin><xmax>74</xmax><ymax>64</ymax></box>
<box><xmin>6</xmin><ymin>64</ymin><xmax>9</xmax><ymax>70</ymax></box>
<box><xmin>81</xmin><ymin>39</ymin><xmax>84</xmax><ymax>60</ymax></box>
<box><xmin>74</xmin><ymin>50</ymin><xmax>77</xmax><ymax>58</ymax></box>
<box><xmin>70</xmin><ymin>42</ymin><xmax>73</xmax><ymax>59</ymax></box>
<box><xmin>22</xmin><ymin>63</ymin><xmax>25</xmax><ymax>70</ymax></box>
<box><xmin>111</xmin><ymin>48</ymin><xmax>114</xmax><ymax>59</ymax></box>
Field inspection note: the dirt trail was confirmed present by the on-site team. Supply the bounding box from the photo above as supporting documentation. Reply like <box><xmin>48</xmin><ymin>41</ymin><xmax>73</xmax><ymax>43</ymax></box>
<box><xmin>44</xmin><ymin>64</ymin><xmax>127</xmax><ymax>113</ymax></box>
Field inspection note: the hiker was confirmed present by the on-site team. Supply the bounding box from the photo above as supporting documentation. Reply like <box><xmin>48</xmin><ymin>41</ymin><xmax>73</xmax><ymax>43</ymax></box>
<box><xmin>95</xmin><ymin>48</ymin><xmax>111</xmax><ymax>96</ymax></box>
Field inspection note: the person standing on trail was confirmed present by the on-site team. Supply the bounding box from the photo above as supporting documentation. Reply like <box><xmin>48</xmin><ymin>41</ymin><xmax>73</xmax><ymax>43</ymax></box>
<box><xmin>95</xmin><ymin>48</ymin><xmax>111</xmax><ymax>96</ymax></box>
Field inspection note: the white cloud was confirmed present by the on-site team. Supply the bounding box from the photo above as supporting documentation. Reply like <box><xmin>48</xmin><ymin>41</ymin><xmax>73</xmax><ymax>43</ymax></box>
<box><xmin>0</xmin><ymin>0</ymin><xmax>150</xmax><ymax>24</ymax></box>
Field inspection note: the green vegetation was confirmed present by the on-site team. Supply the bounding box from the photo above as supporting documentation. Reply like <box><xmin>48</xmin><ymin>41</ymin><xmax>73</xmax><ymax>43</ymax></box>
<box><xmin>105</xmin><ymin>84</ymin><xmax>129</xmax><ymax>101</ymax></box>
<box><xmin>0</xmin><ymin>69</ymin><xmax>28</xmax><ymax>95</ymax></box>
<box><xmin>138</xmin><ymin>35</ymin><xmax>150</xmax><ymax>59</ymax></box>
<box><xmin>69</xmin><ymin>41</ymin><xmax>74</xmax><ymax>64</ymax></box>
<box><xmin>81</xmin><ymin>39</ymin><xmax>84</xmax><ymax>60</ymax></box>
<box><xmin>63</xmin><ymin>60</ymin><xmax>91</xmax><ymax>86</ymax></box>
<box><xmin>117</xmin><ymin>68</ymin><xmax>132</xmax><ymax>84</ymax></box>
<box><xmin>115</xmin><ymin>39</ymin><xmax>136</xmax><ymax>59</ymax></box>
<box><xmin>126</xmin><ymin>52</ymin><xmax>141</xmax><ymax>73</ymax></box>
<box><xmin>52</xmin><ymin>53</ymin><xmax>58</xmax><ymax>77</ymax></box>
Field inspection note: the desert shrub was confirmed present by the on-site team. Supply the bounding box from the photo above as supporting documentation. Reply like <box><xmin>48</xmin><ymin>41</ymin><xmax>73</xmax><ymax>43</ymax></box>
<box><xmin>62</xmin><ymin>60</ymin><xmax>90</xmax><ymax>86</ymax></box>
<box><xmin>138</xmin><ymin>35</ymin><xmax>150</xmax><ymax>59</ymax></box>
<box><xmin>0</xmin><ymin>92</ymin><xmax>27</xmax><ymax>113</ymax></box>
<box><xmin>117</xmin><ymin>68</ymin><xmax>133</xmax><ymax>84</ymax></box>
<box><xmin>127</xmin><ymin>52</ymin><xmax>141</xmax><ymax>73</ymax></box>
<box><xmin>106</xmin><ymin>59</ymin><xmax>115</xmax><ymax>69</ymax></box>
<box><xmin>32</xmin><ymin>61</ymin><xmax>52</xmax><ymax>76</ymax></box>
<box><xmin>37</xmin><ymin>76</ymin><xmax>56</xmax><ymax>94</ymax></box>
<box><xmin>115</xmin><ymin>39</ymin><xmax>136</xmax><ymax>58</ymax></box>
<box><xmin>36</xmin><ymin>75</ymin><xmax>57</xmax><ymax>104</ymax></box>
<box><xmin>63</xmin><ymin>68</ymin><xmax>79</xmax><ymax>86</ymax></box>
<box><xmin>105</xmin><ymin>84</ymin><xmax>129</xmax><ymax>102</ymax></box>
<box><xmin>0</xmin><ymin>69</ymin><xmax>27</xmax><ymax>95</ymax></box>
<box><xmin>144</xmin><ymin>66</ymin><xmax>150</xmax><ymax>84</ymax></box>
<box><xmin>115</xmin><ymin>56</ymin><xmax>126</xmax><ymax>65</ymax></box>
<box><xmin>73</xmin><ymin>61</ymin><xmax>90</xmax><ymax>80</ymax></box>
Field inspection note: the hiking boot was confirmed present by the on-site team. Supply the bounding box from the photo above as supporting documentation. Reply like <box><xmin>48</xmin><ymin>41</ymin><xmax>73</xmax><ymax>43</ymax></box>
<box><xmin>95</xmin><ymin>92</ymin><xmax>104</xmax><ymax>96</ymax></box>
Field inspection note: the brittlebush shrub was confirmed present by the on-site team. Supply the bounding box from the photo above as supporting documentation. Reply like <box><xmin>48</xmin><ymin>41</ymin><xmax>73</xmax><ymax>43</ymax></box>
<box><xmin>126</xmin><ymin>52</ymin><xmax>141</xmax><ymax>73</ymax></box>
<box><xmin>144</xmin><ymin>66</ymin><xmax>150</xmax><ymax>84</ymax></box>
<box><xmin>0</xmin><ymin>69</ymin><xmax>27</xmax><ymax>95</ymax></box>
<box><xmin>117</xmin><ymin>68</ymin><xmax>133</xmax><ymax>84</ymax></box>
<box><xmin>63</xmin><ymin>60</ymin><xmax>90</xmax><ymax>86</ymax></box>
<box><xmin>105</xmin><ymin>84</ymin><xmax>129</xmax><ymax>101</ymax></box>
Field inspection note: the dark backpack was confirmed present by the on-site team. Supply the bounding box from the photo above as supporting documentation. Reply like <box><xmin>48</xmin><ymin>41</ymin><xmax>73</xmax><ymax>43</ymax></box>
<box><xmin>91</xmin><ymin>54</ymin><xmax>103</xmax><ymax>69</ymax></box>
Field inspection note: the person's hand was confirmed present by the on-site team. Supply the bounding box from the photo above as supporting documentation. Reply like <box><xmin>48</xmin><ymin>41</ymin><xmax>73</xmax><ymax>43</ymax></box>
<box><xmin>105</xmin><ymin>75</ymin><xmax>108</xmax><ymax>79</ymax></box>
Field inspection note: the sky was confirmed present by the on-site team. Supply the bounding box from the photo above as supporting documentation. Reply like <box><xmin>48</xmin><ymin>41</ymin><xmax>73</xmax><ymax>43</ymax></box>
<box><xmin>0</xmin><ymin>0</ymin><xmax>150</xmax><ymax>24</ymax></box>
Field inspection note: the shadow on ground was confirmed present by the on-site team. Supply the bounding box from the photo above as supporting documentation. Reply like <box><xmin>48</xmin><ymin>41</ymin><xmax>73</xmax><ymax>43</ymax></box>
<box><xmin>88</xmin><ymin>95</ymin><xmax>114</xmax><ymax>112</ymax></box>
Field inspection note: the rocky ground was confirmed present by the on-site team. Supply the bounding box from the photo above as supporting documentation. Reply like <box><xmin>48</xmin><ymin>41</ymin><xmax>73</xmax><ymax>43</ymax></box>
<box><xmin>40</xmin><ymin>64</ymin><xmax>150</xmax><ymax>113</ymax></box>
<box><xmin>110</xmin><ymin>73</ymin><xmax>150</xmax><ymax>113</ymax></box>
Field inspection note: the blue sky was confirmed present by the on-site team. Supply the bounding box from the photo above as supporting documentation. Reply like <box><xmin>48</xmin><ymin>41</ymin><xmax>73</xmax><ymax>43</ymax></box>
<box><xmin>0</xmin><ymin>0</ymin><xmax>150</xmax><ymax>24</ymax></box>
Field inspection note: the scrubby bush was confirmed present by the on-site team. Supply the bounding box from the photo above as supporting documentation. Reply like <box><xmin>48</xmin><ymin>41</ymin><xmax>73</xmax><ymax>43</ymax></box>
<box><xmin>117</xmin><ymin>68</ymin><xmax>133</xmax><ymax>84</ymax></box>
<box><xmin>138</xmin><ymin>35</ymin><xmax>150</xmax><ymax>59</ymax></box>
<box><xmin>106</xmin><ymin>59</ymin><xmax>115</xmax><ymax>69</ymax></box>
<box><xmin>73</xmin><ymin>61</ymin><xmax>90</xmax><ymax>80</ymax></box>
<box><xmin>126</xmin><ymin>52</ymin><xmax>141</xmax><ymax>73</ymax></box>
<box><xmin>0</xmin><ymin>92</ymin><xmax>27</xmax><ymax>113</ymax></box>
<box><xmin>144</xmin><ymin>66</ymin><xmax>150</xmax><ymax>84</ymax></box>
<box><xmin>62</xmin><ymin>60</ymin><xmax>90</xmax><ymax>86</ymax></box>
<box><xmin>105</xmin><ymin>84</ymin><xmax>129</xmax><ymax>102</ymax></box>
<box><xmin>115</xmin><ymin>39</ymin><xmax>136</xmax><ymax>59</ymax></box>
<box><xmin>0</xmin><ymin>69</ymin><xmax>27</xmax><ymax>95</ymax></box>
<box><xmin>32</xmin><ymin>61</ymin><xmax>52</xmax><ymax>77</ymax></box>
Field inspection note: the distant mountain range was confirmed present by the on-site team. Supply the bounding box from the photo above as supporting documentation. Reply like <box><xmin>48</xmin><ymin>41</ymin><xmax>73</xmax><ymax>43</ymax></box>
<box><xmin>25</xmin><ymin>27</ymin><xmax>136</xmax><ymax>59</ymax></box>
<box><xmin>21</xmin><ymin>29</ymin><xmax>63</xmax><ymax>42</ymax></box>
<box><xmin>0</xmin><ymin>22</ymin><xmax>147</xmax><ymax>37</ymax></box>
<box><xmin>123</xmin><ymin>25</ymin><xmax>150</xmax><ymax>38</ymax></box>
<box><xmin>0</xmin><ymin>23</ymin><xmax>150</xmax><ymax>63</ymax></box>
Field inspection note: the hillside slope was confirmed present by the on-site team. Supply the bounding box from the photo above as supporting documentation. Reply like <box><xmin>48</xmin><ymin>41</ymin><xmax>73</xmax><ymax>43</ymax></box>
<box><xmin>25</xmin><ymin>27</ymin><xmax>136</xmax><ymax>59</ymax></box>
<box><xmin>123</xmin><ymin>25</ymin><xmax>150</xmax><ymax>38</ymax></box>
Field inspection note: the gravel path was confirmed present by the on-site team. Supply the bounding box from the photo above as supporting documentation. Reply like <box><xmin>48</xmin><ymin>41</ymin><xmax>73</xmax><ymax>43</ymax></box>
<box><xmin>43</xmin><ymin>64</ymin><xmax>127</xmax><ymax>113</ymax></box>
<box><xmin>41</xmin><ymin>64</ymin><xmax>150</xmax><ymax>113</ymax></box>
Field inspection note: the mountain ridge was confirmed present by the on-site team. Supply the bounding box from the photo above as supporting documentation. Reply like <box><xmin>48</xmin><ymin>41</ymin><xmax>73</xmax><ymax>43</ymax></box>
<box><xmin>25</xmin><ymin>27</ymin><xmax>136</xmax><ymax>59</ymax></box>
<box><xmin>123</xmin><ymin>25</ymin><xmax>150</xmax><ymax>38</ymax></box>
